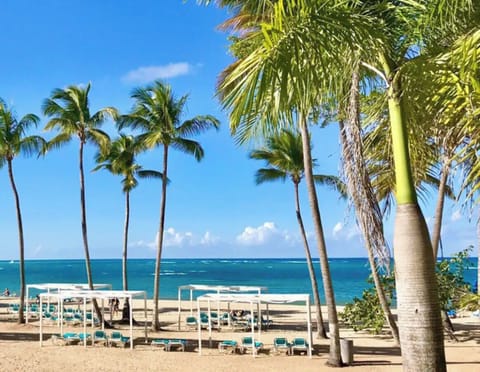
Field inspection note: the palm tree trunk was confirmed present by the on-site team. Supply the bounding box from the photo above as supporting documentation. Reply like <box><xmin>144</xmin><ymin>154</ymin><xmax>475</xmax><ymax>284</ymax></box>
<box><xmin>293</xmin><ymin>182</ymin><xmax>327</xmax><ymax>339</ymax></box>
<box><xmin>431</xmin><ymin>159</ymin><xmax>450</xmax><ymax>260</ymax></box>
<box><xmin>153</xmin><ymin>144</ymin><xmax>169</xmax><ymax>331</ymax></box>
<box><xmin>339</xmin><ymin>67</ymin><xmax>399</xmax><ymax>345</ymax></box>
<box><xmin>298</xmin><ymin>113</ymin><xmax>342</xmax><ymax>366</ymax></box>
<box><xmin>79</xmin><ymin>142</ymin><xmax>102</xmax><ymax>320</ymax></box>
<box><xmin>384</xmin><ymin>65</ymin><xmax>446</xmax><ymax>370</ymax></box>
<box><xmin>123</xmin><ymin>191</ymin><xmax>130</xmax><ymax>291</ymax></box>
<box><xmin>8</xmin><ymin>159</ymin><xmax>25</xmax><ymax>324</ymax></box>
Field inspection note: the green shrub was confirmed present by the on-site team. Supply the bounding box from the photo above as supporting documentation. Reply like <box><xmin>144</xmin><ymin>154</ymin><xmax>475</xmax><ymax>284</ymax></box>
<box><xmin>341</xmin><ymin>248</ymin><xmax>473</xmax><ymax>334</ymax></box>
<box><xmin>340</xmin><ymin>273</ymin><xmax>395</xmax><ymax>334</ymax></box>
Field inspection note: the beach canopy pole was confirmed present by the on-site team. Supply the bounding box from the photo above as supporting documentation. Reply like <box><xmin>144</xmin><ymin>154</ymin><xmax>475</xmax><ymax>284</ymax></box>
<box><xmin>177</xmin><ymin>287</ymin><xmax>182</xmax><ymax>330</ymax></box>
<box><xmin>197</xmin><ymin>299</ymin><xmax>202</xmax><ymax>355</ymax></box>
<box><xmin>307</xmin><ymin>296</ymin><xmax>312</xmax><ymax>358</ymax></box>
<box><xmin>39</xmin><ymin>296</ymin><xmax>43</xmax><ymax>346</ymax></box>
<box><xmin>83</xmin><ymin>297</ymin><xmax>87</xmax><ymax>348</ymax></box>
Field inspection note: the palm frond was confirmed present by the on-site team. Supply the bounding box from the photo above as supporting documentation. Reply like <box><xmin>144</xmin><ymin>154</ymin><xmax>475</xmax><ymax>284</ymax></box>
<box><xmin>255</xmin><ymin>168</ymin><xmax>287</xmax><ymax>185</ymax></box>
<box><xmin>170</xmin><ymin>138</ymin><xmax>204</xmax><ymax>161</ymax></box>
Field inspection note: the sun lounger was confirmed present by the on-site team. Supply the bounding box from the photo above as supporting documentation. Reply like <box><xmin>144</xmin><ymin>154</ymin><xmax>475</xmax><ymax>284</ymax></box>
<box><xmin>110</xmin><ymin>331</ymin><xmax>130</xmax><ymax>347</ymax></box>
<box><xmin>151</xmin><ymin>338</ymin><xmax>169</xmax><ymax>350</ymax></box>
<box><xmin>166</xmin><ymin>339</ymin><xmax>186</xmax><ymax>352</ymax></box>
<box><xmin>78</xmin><ymin>332</ymin><xmax>92</xmax><ymax>345</ymax></box>
<box><xmin>273</xmin><ymin>337</ymin><xmax>292</xmax><ymax>355</ymax></box>
<box><xmin>185</xmin><ymin>316</ymin><xmax>198</xmax><ymax>329</ymax></box>
<box><xmin>93</xmin><ymin>330</ymin><xmax>108</xmax><ymax>346</ymax></box>
<box><xmin>291</xmin><ymin>337</ymin><xmax>309</xmax><ymax>355</ymax></box>
<box><xmin>240</xmin><ymin>336</ymin><xmax>263</xmax><ymax>355</ymax></box>
<box><xmin>218</xmin><ymin>340</ymin><xmax>238</xmax><ymax>354</ymax></box>
<box><xmin>62</xmin><ymin>332</ymin><xmax>81</xmax><ymax>345</ymax></box>
<box><xmin>231</xmin><ymin>320</ymin><xmax>249</xmax><ymax>331</ymax></box>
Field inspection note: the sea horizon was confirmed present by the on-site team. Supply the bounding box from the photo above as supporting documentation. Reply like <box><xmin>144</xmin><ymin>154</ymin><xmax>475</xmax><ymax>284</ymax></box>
<box><xmin>0</xmin><ymin>257</ymin><xmax>477</xmax><ymax>305</ymax></box>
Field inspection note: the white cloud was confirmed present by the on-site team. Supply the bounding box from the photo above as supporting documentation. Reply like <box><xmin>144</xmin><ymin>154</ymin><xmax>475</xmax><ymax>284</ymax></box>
<box><xmin>332</xmin><ymin>222</ymin><xmax>343</xmax><ymax>238</ymax></box>
<box><xmin>122</xmin><ymin>63</ymin><xmax>192</xmax><ymax>83</ymax></box>
<box><xmin>451</xmin><ymin>210</ymin><xmax>462</xmax><ymax>222</ymax></box>
<box><xmin>332</xmin><ymin>221</ymin><xmax>360</xmax><ymax>240</ymax></box>
<box><xmin>200</xmin><ymin>231</ymin><xmax>219</xmax><ymax>246</ymax></box>
<box><xmin>236</xmin><ymin>222</ymin><xmax>293</xmax><ymax>246</ymax></box>
<box><xmin>163</xmin><ymin>228</ymin><xmax>194</xmax><ymax>247</ymax></box>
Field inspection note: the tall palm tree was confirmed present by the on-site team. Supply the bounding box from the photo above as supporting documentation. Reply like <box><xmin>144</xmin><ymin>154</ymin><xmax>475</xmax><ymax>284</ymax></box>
<box><xmin>0</xmin><ymin>99</ymin><xmax>45</xmax><ymax>323</ymax></box>
<box><xmin>94</xmin><ymin>134</ymin><xmax>163</xmax><ymax>290</ymax></box>
<box><xmin>118</xmin><ymin>80</ymin><xmax>220</xmax><ymax>330</ymax></box>
<box><xmin>339</xmin><ymin>67</ymin><xmax>400</xmax><ymax>345</ymax></box>
<box><xmin>200</xmin><ymin>0</ymin><xmax>477</xmax><ymax>369</ymax></box>
<box><xmin>43</xmin><ymin>83</ymin><xmax>117</xmax><ymax>318</ymax></box>
<box><xmin>250</xmin><ymin>129</ymin><xmax>346</xmax><ymax>339</ymax></box>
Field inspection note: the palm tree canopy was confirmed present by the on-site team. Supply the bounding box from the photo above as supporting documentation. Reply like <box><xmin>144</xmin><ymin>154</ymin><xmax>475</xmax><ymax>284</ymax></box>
<box><xmin>0</xmin><ymin>99</ymin><xmax>45</xmax><ymax>167</ymax></box>
<box><xmin>118</xmin><ymin>80</ymin><xmax>220</xmax><ymax>161</ymax></box>
<box><xmin>94</xmin><ymin>134</ymin><xmax>163</xmax><ymax>193</ymax></box>
<box><xmin>42</xmin><ymin>82</ymin><xmax>118</xmax><ymax>151</ymax></box>
<box><xmin>250</xmin><ymin>129</ymin><xmax>346</xmax><ymax>196</ymax></box>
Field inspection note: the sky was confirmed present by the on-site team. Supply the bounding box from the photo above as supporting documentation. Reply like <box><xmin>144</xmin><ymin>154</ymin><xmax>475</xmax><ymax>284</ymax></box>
<box><xmin>0</xmin><ymin>0</ymin><xmax>477</xmax><ymax>260</ymax></box>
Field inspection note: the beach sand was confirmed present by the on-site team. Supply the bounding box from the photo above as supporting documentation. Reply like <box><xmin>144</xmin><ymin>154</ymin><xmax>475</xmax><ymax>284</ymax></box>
<box><xmin>0</xmin><ymin>298</ymin><xmax>478</xmax><ymax>371</ymax></box>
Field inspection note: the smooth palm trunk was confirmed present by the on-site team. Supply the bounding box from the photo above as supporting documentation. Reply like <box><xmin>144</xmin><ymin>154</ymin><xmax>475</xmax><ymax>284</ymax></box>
<box><xmin>294</xmin><ymin>182</ymin><xmax>327</xmax><ymax>339</ymax></box>
<box><xmin>79</xmin><ymin>142</ymin><xmax>102</xmax><ymax>319</ymax></box>
<box><xmin>299</xmin><ymin>114</ymin><xmax>341</xmax><ymax>366</ymax></box>
<box><xmin>431</xmin><ymin>161</ymin><xmax>450</xmax><ymax>260</ymax></box>
<box><xmin>339</xmin><ymin>69</ymin><xmax>399</xmax><ymax>345</ymax></box>
<box><xmin>123</xmin><ymin>191</ymin><xmax>130</xmax><ymax>290</ymax></box>
<box><xmin>8</xmin><ymin>160</ymin><xmax>25</xmax><ymax>324</ymax></box>
<box><xmin>394</xmin><ymin>204</ymin><xmax>446</xmax><ymax>371</ymax></box>
<box><xmin>386</xmin><ymin>72</ymin><xmax>446</xmax><ymax>370</ymax></box>
<box><xmin>153</xmin><ymin>144</ymin><xmax>169</xmax><ymax>330</ymax></box>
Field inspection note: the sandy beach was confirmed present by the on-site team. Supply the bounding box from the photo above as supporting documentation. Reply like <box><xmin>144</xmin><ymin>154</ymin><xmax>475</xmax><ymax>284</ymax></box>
<box><xmin>0</xmin><ymin>297</ymin><xmax>478</xmax><ymax>371</ymax></box>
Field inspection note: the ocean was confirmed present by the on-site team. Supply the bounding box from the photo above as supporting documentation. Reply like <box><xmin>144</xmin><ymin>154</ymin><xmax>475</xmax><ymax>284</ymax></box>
<box><xmin>0</xmin><ymin>258</ymin><xmax>477</xmax><ymax>305</ymax></box>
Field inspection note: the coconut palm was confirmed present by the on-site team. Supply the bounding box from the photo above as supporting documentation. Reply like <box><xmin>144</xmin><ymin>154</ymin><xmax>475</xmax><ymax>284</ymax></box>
<box><xmin>118</xmin><ymin>80</ymin><xmax>220</xmax><ymax>330</ymax></box>
<box><xmin>250</xmin><ymin>129</ymin><xmax>346</xmax><ymax>339</ymax></box>
<box><xmin>339</xmin><ymin>67</ymin><xmax>400</xmax><ymax>345</ymax></box>
<box><xmin>43</xmin><ymin>83</ymin><xmax>117</xmax><ymax>318</ymax></box>
<box><xmin>200</xmin><ymin>0</ymin><xmax>478</xmax><ymax>368</ymax></box>
<box><xmin>0</xmin><ymin>99</ymin><xmax>45</xmax><ymax>323</ymax></box>
<box><xmin>94</xmin><ymin>134</ymin><xmax>163</xmax><ymax>290</ymax></box>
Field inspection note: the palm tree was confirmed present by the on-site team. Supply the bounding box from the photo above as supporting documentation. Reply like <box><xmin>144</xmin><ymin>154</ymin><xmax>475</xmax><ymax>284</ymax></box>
<box><xmin>339</xmin><ymin>67</ymin><xmax>400</xmax><ymax>345</ymax></box>
<box><xmin>0</xmin><ymin>99</ymin><xmax>45</xmax><ymax>323</ymax></box>
<box><xmin>94</xmin><ymin>134</ymin><xmax>163</xmax><ymax>290</ymax></box>
<box><xmin>118</xmin><ymin>80</ymin><xmax>220</xmax><ymax>330</ymax></box>
<box><xmin>43</xmin><ymin>83</ymin><xmax>117</xmax><ymax>318</ymax></box>
<box><xmin>250</xmin><ymin>129</ymin><xmax>346</xmax><ymax>339</ymax></box>
<box><xmin>200</xmin><ymin>0</ymin><xmax>477</xmax><ymax>369</ymax></box>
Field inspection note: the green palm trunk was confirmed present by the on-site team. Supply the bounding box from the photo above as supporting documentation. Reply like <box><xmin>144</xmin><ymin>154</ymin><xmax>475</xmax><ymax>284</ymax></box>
<box><xmin>386</xmin><ymin>73</ymin><xmax>446</xmax><ymax>371</ymax></box>
<box><xmin>8</xmin><ymin>159</ymin><xmax>25</xmax><ymax>324</ymax></box>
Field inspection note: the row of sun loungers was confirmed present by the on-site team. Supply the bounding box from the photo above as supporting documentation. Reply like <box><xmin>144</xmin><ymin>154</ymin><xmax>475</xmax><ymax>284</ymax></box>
<box><xmin>185</xmin><ymin>312</ymin><xmax>272</xmax><ymax>331</ymax></box>
<box><xmin>218</xmin><ymin>337</ymin><xmax>309</xmax><ymax>355</ymax></box>
<box><xmin>53</xmin><ymin>331</ymin><xmax>130</xmax><ymax>347</ymax></box>
<box><xmin>151</xmin><ymin>338</ymin><xmax>187</xmax><ymax>351</ymax></box>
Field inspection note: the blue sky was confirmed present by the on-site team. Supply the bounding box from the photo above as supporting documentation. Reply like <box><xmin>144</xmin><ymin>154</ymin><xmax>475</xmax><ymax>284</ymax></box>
<box><xmin>0</xmin><ymin>0</ymin><xmax>476</xmax><ymax>260</ymax></box>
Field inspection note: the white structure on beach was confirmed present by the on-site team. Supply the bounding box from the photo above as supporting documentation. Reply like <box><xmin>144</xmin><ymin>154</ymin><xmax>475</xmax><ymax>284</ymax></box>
<box><xmin>25</xmin><ymin>283</ymin><xmax>112</xmax><ymax>323</ymax></box>
<box><xmin>176</xmin><ymin>284</ymin><xmax>268</xmax><ymax>329</ymax></box>
<box><xmin>196</xmin><ymin>293</ymin><xmax>312</xmax><ymax>358</ymax></box>
<box><xmin>38</xmin><ymin>289</ymin><xmax>147</xmax><ymax>350</ymax></box>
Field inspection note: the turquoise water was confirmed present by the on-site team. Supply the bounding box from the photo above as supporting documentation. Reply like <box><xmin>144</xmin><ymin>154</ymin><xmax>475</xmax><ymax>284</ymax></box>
<box><xmin>0</xmin><ymin>258</ymin><xmax>477</xmax><ymax>305</ymax></box>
